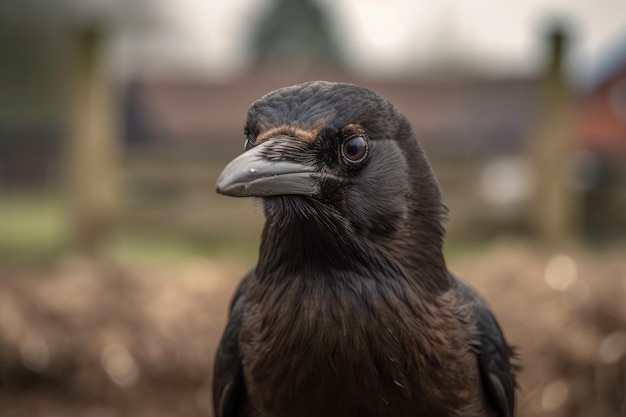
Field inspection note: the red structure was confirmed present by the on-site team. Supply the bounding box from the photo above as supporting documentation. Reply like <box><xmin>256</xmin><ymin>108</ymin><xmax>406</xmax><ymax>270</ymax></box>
<box><xmin>576</xmin><ymin>61</ymin><xmax>626</xmax><ymax>153</ymax></box>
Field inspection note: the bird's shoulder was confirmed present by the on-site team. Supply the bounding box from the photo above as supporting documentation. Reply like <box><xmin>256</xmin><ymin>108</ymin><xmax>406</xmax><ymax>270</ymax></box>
<box><xmin>451</xmin><ymin>276</ymin><xmax>518</xmax><ymax>417</ymax></box>
<box><xmin>212</xmin><ymin>270</ymin><xmax>255</xmax><ymax>417</ymax></box>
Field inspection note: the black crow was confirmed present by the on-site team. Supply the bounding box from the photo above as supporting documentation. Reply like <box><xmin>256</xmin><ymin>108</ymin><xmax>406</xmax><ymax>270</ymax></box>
<box><xmin>213</xmin><ymin>81</ymin><xmax>517</xmax><ymax>417</ymax></box>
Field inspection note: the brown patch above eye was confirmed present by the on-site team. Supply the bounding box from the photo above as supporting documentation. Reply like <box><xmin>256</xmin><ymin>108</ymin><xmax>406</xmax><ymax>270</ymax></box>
<box><xmin>256</xmin><ymin>125</ymin><xmax>319</xmax><ymax>144</ymax></box>
<box><xmin>341</xmin><ymin>124</ymin><xmax>366</xmax><ymax>137</ymax></box>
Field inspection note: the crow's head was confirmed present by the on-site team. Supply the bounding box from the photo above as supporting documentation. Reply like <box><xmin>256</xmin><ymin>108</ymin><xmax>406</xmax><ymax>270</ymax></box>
<box><xmin>217</xmin><ymin>82</ymin><xmax>446</xmax><ymax>255</ymax></box>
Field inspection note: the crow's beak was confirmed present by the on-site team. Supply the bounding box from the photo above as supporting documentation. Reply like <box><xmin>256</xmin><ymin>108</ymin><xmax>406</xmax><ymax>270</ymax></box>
<box><xmin>216</xmin><ymin>140</ymin><xmax>319</xmax><ymax>198</ymax></box>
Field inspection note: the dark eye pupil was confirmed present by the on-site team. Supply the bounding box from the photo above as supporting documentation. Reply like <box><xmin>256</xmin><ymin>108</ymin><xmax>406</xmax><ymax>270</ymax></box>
<box><xmin>343</xmin><ymin>136</ymin><xmax>367</xmax><ymax>162</ymax></box>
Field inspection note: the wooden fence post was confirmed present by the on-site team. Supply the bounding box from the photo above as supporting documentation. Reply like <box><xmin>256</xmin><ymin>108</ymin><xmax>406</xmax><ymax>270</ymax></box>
<box><xmin>530</xmin><ymin>26</ymin><xmax>579</xmax><ymax>244</ymax></box>
<box><xmin>67</xmin><ymin>27</ymin><xmax>119</xmax><ymax>254</ymax></box>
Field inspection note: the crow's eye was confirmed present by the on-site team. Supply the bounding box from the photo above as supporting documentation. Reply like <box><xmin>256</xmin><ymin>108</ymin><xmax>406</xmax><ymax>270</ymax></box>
<box><xmin>342</xmin><ymin>135</ymin><xmax>368</xmax><ymax>163</ymax></box>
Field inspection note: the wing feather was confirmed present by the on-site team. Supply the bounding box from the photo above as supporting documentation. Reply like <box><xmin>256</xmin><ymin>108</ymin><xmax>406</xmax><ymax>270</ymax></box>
<box><xmin>455</xmin><ymin>279</ymin><xmax>518</xmax><ymax>417</ymax></box>
<box><xmin>212</xmin><ymin>270</ymin><xmax>254</xmax><ymax>417</ymax></box>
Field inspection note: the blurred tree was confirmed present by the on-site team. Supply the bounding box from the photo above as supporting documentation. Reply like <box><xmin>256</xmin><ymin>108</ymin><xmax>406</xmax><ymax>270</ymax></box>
<box><xmin>0</xmin><ymin>25</ymin><xmax>63</xmax><ymax>128</ymax></box>
<box><xmin>249</xmin><ymin>0</ymin><xmax>342</xmax><ymax>69</ymax></box>
<box><xmin>0</xmin><ymin>6</ymin><xmax>65</xmax><ymax>186</ymax></box>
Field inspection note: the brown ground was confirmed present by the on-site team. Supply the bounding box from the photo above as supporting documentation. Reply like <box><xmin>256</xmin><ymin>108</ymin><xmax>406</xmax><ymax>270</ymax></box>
<box><xmin>0</xmin><ymin>242</ymin><xmax>625</xmax><ymax>417</ymax></box>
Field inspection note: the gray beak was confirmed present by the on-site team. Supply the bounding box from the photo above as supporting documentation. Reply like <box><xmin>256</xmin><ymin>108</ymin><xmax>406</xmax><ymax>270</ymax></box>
<box><xmin>215</xmin><ymin>140</ymin><xmax>319</xmax><ymax>198</ymax></box>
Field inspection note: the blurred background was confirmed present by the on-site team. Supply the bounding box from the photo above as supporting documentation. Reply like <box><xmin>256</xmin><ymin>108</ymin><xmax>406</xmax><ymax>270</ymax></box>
<box><xmin>0</xmin><ymin>0</ymin><xmax>625</xmax><ymax>416</ymax></box>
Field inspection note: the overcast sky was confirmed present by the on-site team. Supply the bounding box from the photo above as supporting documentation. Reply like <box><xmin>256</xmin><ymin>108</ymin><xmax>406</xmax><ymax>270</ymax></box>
<box><xmin>114</xmin><ymin>0</ymin><xmax>626</xmax><ymax>86</ymax></box>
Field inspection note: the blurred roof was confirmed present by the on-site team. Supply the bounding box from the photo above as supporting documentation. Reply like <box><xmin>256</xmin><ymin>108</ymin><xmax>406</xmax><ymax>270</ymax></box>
<box><xmin>124</xmin><ymin>70</ymin><xmax>539</xmax><ymax>160</ymax></box>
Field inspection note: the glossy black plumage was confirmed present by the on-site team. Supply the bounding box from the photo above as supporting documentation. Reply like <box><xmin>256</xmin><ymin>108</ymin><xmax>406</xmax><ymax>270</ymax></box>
<box><xmin>213</xmin><ymin>81</ymin><xmax>517</xmax><ymax>417</ymax></box>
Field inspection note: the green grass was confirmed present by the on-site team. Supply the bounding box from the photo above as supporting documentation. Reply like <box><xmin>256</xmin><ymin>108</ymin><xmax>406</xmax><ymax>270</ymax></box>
<box><xmin>103</xmin><ymin>230</ymin><xmax>259</xmax><ymax>266</ymax></box>
<box><xmin>0</xmin><ymin>190</ymin><xmax>260</xmax><ymax>266</ymax></box>
<box><xmin>0</xmin><ymin>190</ymin><xmax>69</xmax><ymax>263</ymax></box>
<box><xmin>0</xmin><ymin>189</ymin><xmax>512</xmax><ymax>267</ymax></box>
<box><xmin>443</xmin><ymin>239</ymin><xmax>492</xmax><ymax>260</ymax></box>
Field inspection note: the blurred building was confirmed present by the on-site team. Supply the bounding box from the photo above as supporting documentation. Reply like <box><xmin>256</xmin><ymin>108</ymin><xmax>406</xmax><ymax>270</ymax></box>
<box><xmin>1</xmin><ymin>0</ymin><xmax>625</xmax><ymax>248</ymax></box>
<box><xmin>122</xmin><ymin>71</ymin><xmax>539</xmax><ymax>237</ymax></box>
<box><xmin>122</xmin><ymin>56</ymin><xmax>626</xmax><ymax>238</ymax></box>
